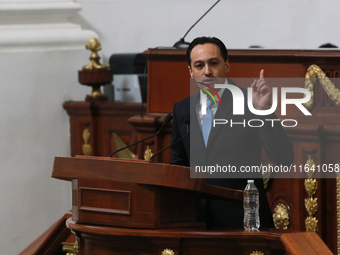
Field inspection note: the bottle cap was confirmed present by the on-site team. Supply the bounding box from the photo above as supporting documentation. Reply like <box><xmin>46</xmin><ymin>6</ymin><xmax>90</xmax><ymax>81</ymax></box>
<box><xmin>247</xmin><ymin>180</ymin><xmax>254</xmax><ymax>183</ymax></box>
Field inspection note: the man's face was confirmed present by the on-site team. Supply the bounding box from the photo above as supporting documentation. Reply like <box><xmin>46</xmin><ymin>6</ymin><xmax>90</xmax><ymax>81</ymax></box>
<box><xmin>188</xmin><ymin>43</ymin><xmax>230</xmax><ymax>86</ymax></box>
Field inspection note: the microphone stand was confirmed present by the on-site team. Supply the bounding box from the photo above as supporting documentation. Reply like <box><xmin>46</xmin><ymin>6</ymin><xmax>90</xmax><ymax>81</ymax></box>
<box><xmin>173</xmin><ymin>0</ymin><xmax>221</xmax><ymax>48</ymax></box>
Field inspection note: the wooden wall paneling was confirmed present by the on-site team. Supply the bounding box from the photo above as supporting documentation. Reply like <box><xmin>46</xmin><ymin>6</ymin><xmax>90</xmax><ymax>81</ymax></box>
<box><xmin>63</xmin><ymin>102</ymin><xmax>93</xmax><ymax>157</ymax></box>
<box><xmin>321</xmin><ymin>125</ymin><xmax>340</xmax><ymax>252</ymax></box>
<box><xmin>323</xmin><ymin>177</ymin><xmax>337</xmax><ymax>253</ymax></box>
<box><xmin>267</xmin><ymin>178</ymin><xmax>297</xmax><ymax>230</ymax></box>
<box><xmin>228</xmin><ymin>63</ymin><xmax>307</xmax><ymax>78</ymax></box>
<box><xmin>285</xmin><ymin>124</ymin><xmax>322</xmax><ymax>233</ymax></box>
<box><xmin>128</xmin><ymin>114</ymin><xmax>172</xmax><ymax>162</ymax></box>
<box><xmin>91</xmin><ymin>104</ymin><xmax>141</xmax><ymax>157</ymax></box>
<box><xmin>129</xmin><ymin>115</ymin><xmax>161</xmax><ymax>160</ymax></box>
<box><xmin>147</xmin><ymin>60</ymin><xmax>189</xmax><ymax>114</ymax></box>
<box><xmin>63</xmin><ymin>102</ymin><xmax>142</xmax><ymax>158</ymax></box>
<box><xmin>142</xmin><ymin>48</ymin><xmax>340</xmax><ymax>116</ymax></box>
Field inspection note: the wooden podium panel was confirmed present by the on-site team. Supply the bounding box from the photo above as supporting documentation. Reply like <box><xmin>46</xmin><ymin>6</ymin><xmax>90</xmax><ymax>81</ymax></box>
<box><xmin>72</xmin><ymin>179</ymin><xmax>201</xmax><ymax>229</ymax></box>
<box><xmin>66</xmin><ymin>218</ymin><xmax>333</xmax><ymax>255</ymax></box>
<box><xmin>63</xmin><ymin>101</ymin><xmax>142</xmax><ymax>158</ymax></box>
<box><xmin>143</xmin><ymin>48</ymin><xmax>340</xmax><ymax>115</ymax></box>
<box><xmin>52</xmin><ymin>156</ymin><xmax>242</xmax><ymax>229</ymax></box>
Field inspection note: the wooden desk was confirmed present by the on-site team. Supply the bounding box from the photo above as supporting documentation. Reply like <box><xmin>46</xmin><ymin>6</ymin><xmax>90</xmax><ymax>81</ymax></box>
<box><xmin>66</xmin><ymin>218</ymin><xmax>333</xmax><ymax>255</ymax></box>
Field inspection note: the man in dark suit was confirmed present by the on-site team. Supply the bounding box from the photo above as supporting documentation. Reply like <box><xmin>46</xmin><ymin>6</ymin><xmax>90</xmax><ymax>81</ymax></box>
<box><xmin>170</xmin><ymin>36</ymin><xmax>294</xmax><ymax>229</ymax></box>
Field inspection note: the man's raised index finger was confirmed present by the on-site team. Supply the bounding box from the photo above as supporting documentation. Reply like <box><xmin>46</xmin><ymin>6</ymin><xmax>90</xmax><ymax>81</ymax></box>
<box><xmin>260</xmin><ymin>69</ymin><xmax>264</xmax><ymax>78</ymax></box>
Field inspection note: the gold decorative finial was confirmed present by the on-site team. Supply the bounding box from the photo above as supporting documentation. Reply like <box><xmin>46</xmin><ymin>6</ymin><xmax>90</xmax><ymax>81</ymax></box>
<box><xmin>162</xmin><ymin>249</ymin><xmax>175</xmax><ymax>255</ymax></box>
<box><xmin>83</xmin><ymin>38</ymin><xmax>107</xmax><ymax>70</ymax></box>
<box><xmin>78</xmin><ymin>38</ymin><xmax>112</xmax><ymax>102</ymax></box>
<box><xmin>144</xmin><ymin>146</ymin><xmax>153</xmax><ymax>161</ymax></box>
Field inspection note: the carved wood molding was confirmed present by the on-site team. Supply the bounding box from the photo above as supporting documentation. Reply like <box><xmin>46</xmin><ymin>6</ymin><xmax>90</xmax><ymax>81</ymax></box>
<box><xmin>304</xmin><ymin>64</ymin><xmax>340</xmax><ymax>110</ymax></box>
<box><xmin>0</xmin><ymin>1</ymin><xmax>97</xmax><ymax>51</ymax></box>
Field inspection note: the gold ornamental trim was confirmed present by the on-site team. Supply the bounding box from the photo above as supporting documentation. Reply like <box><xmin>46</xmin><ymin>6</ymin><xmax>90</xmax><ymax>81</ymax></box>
<box><xmin>144</xmin><ymin>146</ymin><xmax>153</xmax><ymax>161</ymax></box>
<box><xmin>305</xmin><ymin>197</ymin><xmax>318</xmax><ymax>216</ymax></box>
<box><xmin>62</xmin><ymin>240</ymin><xmax>79</xmax><ymax>255</ymax></box>
<box><xmin>250</xmin><ymin>251</ymin><xmax>264</xmax><ymax>255</ymax></box>
<box><xmin>82</xmin><ymin>129</ymin><xmax>92</xmax><ymax>156</ymax></box>
<box><xmin>304</xmin><ymin>155</ymin><xmax>318</xmax><ymax>232</ymax></box>
<box><xmin>83</xmin><ymin>38</ymin><xmax>107</xmax><ymax>70</ymax></box>
<box><xmin>304</xmin><ymin>64</ymin><xmax>340</xmax><ymax>110</ymax></box>
<box><xmin>304</xmin><ymin>178</ymin><xmax>317</xmax><ymax>197</ymax></box>
<box><xmin>305</xmin><ymin>216</ymin><xmax>318</xmax><ymax>232</ymax></box>
<box><xmin>305</xmin><ymin>155</ymin><xmax>317</xmax><ymax>179</ymax></box>
<box><xmin>162</xmin><ymin>249</ymin><xmax>175</xmax><ymax>255</ymax></box>
<box><xmin>112</xmin><ymin>132</ymin><xmax>135</xmax><ymax>159</ymax></box>
<box><xmin>273</xmin><ymin>203</ymin><xmax>289</xmax><ymax>230</ymax></box>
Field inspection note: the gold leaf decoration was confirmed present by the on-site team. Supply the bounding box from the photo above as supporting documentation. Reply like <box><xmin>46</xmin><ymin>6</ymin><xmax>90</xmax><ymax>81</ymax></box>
<box><xmin>144</xmin><ymin>146</ymin><xmax>153</xmax><ymax>161</ymax></box>
<box><xmin>62</xmin><ymin>240</ymin><xmax>79</xmax><ymax>255</ymax></box>
<box><xmin>305</xmin><ymin>197</ymin><xmax>318</xmax><ymax>216</ymax></box>
<box><xmin>273</xmin><ymin>203</ymin><xmax>289</xmax><ymax>230</ymax></box>
<box><xmin>305</xmin><ymin>216</ymin><xmax>318</xmax><ymax>232</ymax></box>
<box><xmin>83</xmin><ymin>38</ymin><xmax>107</xmax><ymax>70</ymax></box>
<box><xmin>112</xmin><ymin>132</ymin><xmax>135</xmax><ymax>159</ymax></box>
<box><xmin>304</xmin><ymin>64</ymin><xmax>340</xmax><ymax>110</ymax></box>
<box><xmin>250</xmin><ymin>251</ymin><xmax>264</xmax><ymax>255</ymax></box>
<box><xmin>82</xmin><ymin>129</ymin><xmax>92</xmax><ymax>156</ymax></box>
<box><xmin>304</xmin><ymin>155</ymin><xmax>318</xmax><ymax>232</ymax></box>
<box><xmin>304</xmin><ymin>178</ymin><xmax>317</xmax><ymax>197</ymax></box>
<box><xmin>305</xmin><ymin>155</ymin><xmax>316</xmax><ymax>179</ymax></box>
<box><xmin>162</xmin><ymin>249</ymin><xmax>175</xmax><ymax>255</ymax></box>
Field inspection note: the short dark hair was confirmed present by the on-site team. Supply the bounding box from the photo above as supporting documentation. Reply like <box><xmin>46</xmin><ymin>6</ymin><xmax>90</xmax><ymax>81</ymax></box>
<box><xmin>186</xmin><ymin>36</ymin><xmax>228</xmax><ymax>66</ymax></box>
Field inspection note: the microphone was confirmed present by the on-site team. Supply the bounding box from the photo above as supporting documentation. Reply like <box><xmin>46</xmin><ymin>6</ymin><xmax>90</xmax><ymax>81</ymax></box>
<box><xmin>173</xmin><ymin>0</ymin><xmax>221</xmax><ymax>48</ymax></box>
<box><xmin>149</xmin><ymin>115</ymin><xmax>190</xmax><ymax>162</ymax></box>
<box><xmin>108</xmin><ymin>113</ymin><xmax>173</xmax><ymax>158</ymax></box>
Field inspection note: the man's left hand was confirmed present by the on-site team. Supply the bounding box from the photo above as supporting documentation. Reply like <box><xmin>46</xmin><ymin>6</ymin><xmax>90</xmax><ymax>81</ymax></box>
<box><xmin>251</xmin><ymin>69</ymin><xmax>272</xmax><ymax>110</ymax></box>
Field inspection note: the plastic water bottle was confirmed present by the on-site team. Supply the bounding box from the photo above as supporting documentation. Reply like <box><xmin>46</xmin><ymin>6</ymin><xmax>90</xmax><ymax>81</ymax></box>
<box><xmin>243</xmin><ymin>180</ymin><xmax>260</xmax><ymax>231</ymax></box>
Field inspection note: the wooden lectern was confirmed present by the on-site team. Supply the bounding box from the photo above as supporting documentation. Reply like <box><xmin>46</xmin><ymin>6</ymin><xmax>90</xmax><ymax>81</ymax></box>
<box><xmin>52</xmin><ymin>156</ymin><xmax>333</xmax><ymax>255</ymax></box>
<box><xmin>52</xmin><ymin>156</ymin><xmax>242</xmax><ymax>229</ymax></box>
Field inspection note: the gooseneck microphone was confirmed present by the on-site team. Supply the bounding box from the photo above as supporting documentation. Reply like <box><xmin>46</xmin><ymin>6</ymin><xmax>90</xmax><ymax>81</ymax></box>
<box><xmin>108</xmin><ymin>114</ymin><xmax>173</xmax><ymax>158</ymax></box>
<box><xmin>173</xmin><ymin>0</ymin><xmax>221</xmax><ymax>48</ymax></box>
<box><xmin>149</xmin><ymin>115</ymin><xmax>190</xmax><ymax>162</ymax></box>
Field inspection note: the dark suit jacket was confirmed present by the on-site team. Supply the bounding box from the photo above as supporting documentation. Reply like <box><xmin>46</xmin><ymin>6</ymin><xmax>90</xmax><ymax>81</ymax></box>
<box><xmin>170</xmin><ymin>86</ymin><xmax>294</xmax><ymax>229</ymax></box>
